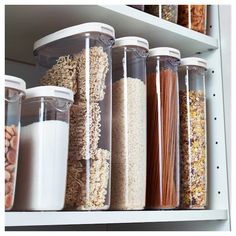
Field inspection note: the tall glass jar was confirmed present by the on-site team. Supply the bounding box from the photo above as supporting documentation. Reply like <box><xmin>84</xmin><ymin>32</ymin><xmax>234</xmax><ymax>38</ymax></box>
<box><xmin>146</xmin><ymin>47</ymin><xmax>180</xmax><ymax>209</ymax></box>
<box><xmin>145</xmin><ymin>5</ymin><xmax>178</xmax><ymax>23</ymax></box>
<box><xmin>14</xmin><ymin>86</ymin><xmax>73</xmax><ymax>211</ymax></box>
<box><xmin>5</xmin><ymin>75</ymin><xmax>26</xmax><ymax>211</ymax></box>
<box><xmin>111</xmin><ymin>37</ymin><xmax>149</xmax><ymax>210</ymax></box>
<box><xmin>33</xmin><ymin>22</ymin><xmax>115</xmax><ymax>210</ymax></box>
<box><xmin>178</xmin><ymin>5</ymin><xmax>207</xmax><ymax>34</ymax></box>
<box><xmin>178</xmin><ymin>57</ymin><xmax>207</xmax><ymax>209</ymax></box>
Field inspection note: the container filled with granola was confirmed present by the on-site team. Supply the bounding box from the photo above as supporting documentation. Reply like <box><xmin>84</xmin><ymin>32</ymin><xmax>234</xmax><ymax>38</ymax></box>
<box><xmin>145</xmin><ymin>5</ymin><xmax>178</xmax><ymax>23</ymax></box>
<box><xmin>33</xmin><ymin>22</ymin><xmax>115</xmax><ymax>210</ymax></box>
<box><xmin>178</xmin><ymin>57</ymin><xmax>208</xmax><ymax>209</ymax></box>
<box><xmin>178</xmin><ymin>5</ymin><xmax>207</xmax><ymax>34</ymax></box>
<box><xmin>5</xmin><ymin>75</ymin><xmax>26</xmax><ymax>210</ymax></box>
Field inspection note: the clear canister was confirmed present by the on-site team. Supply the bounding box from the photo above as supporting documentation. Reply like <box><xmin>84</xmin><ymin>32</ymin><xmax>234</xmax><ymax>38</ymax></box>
<box><xmin>33</xmin><ymin>22</ymin><xmax>115</xmax><ymax>210</ymax></box>
<box><xmin>5</xmin><ymin>75</ymin><xmax>26</xmax><ymax>211</ymax></box>
<box><xmin>146</xmin><ymin>47</ymin><xmax>180</xmax><ymax>209</ymax></box>
<box><xmin>111</xmin><ymin>37</ymin><xmax>149</xmax><ymax>210</ymax></box>
<box><xmin>14</xmin><ymin>86</ymin><xmax>73</xmax><ymax>211</ymax></box>
<box><xmin>145</xmin><ymin>5</ymin><xmax>178</xmax><ymax>23</ymax></box>
<box><xmin>178</xmin><ymin>57</ymin><xmax>207</xmax><ymax>209</ymax></box>
<box><xmin>178</xmin><ymin>5</ymin><xmax>207</xmax><ymax>34</ymax></box>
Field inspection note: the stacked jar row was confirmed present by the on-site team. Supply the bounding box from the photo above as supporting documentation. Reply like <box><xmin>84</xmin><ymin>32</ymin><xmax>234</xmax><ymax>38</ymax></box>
<box><xmin>5</xmin><ymin>22</ymin><xmax>208</xmax><ymax>211</ymax></box>
<box><xmin>128</xmin><ymin>5</ymin><xmax>208</xmax><ymax>34</ymax></box>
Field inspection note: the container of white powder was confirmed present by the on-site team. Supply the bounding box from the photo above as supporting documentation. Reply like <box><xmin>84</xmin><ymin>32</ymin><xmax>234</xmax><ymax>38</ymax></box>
<box><xmin>111</xmin><ymin>37</ymin><xmax>149</xmax><ymax>210</ymax></box>
<box><xmin>14</xmin><ymin>86</ymin><xmax>73</xmax><ymax>211</ymax></box>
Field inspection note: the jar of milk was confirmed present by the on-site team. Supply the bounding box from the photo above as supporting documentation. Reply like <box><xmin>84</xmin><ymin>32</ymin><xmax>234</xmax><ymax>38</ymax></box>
<box><xmin>14</xmin><ymin>86</ymin><xmax>73</xmax><ymax>211</ymax></box>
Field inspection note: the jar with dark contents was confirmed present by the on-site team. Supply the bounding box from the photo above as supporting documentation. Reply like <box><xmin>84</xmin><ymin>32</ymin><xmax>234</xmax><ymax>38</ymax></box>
<box><xmin>145</xmin><ymin>5</ymin><xmax>178</xmax><ymax>23</ymax></box>
<box><xmin>178</xmin><ymin>5</ymin><xmax>207</xmax><ymax>34</ymax></box>
<box><xmin>127</xmin><ymin>5</ymin><xmax>144</xmax><ymax>11</ymax></box>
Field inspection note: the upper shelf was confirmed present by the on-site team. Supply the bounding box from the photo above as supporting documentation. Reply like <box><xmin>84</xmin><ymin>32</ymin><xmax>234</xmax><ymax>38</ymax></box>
<box><xmin>5</xmin><ymin>210</ymin><xmax>227</xmax><ymax>227</ymax></box>
<box><xmin>5</xmin><ymin>5</ymin><xmax>218</xmax><ymax>65</ymax></box>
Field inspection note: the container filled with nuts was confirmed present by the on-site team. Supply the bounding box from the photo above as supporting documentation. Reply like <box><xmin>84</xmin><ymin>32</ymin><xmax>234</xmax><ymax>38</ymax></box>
<box><xmin>178</xmin><ymin>5</ymin><xmax>207</xmax><ymax>34</ymax></box>
<box><xmin>145</xmin><ymin>5</ymin><xmax>178</xmax><ymax>23</ymax></box>
<box><xmin>178</xmin><ymin>57</ymin><xmax>208</xmax><ymax>209</ymax></box>
<box><xmin>5</xmin><ymin>75</ymin><xmax>26</xmax><ymax>210</ymax></box>
<box><xmin>33</xmin><ymin>22</ymin><xmax>115</xmax><ymax>210</ymax></box>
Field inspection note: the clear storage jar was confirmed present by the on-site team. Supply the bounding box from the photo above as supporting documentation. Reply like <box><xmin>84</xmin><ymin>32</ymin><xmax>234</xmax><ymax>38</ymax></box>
<box><xmin>5</xmin><ymin>75</ymin><xmax>26</xmax><ymax>211</ymax></box>
<box><xmin>111</xmin><ymin>37</ymin><xmax>149</xmax><ymax>210</ymax></box>
<box><xmin>33</xmin><ymin>22</ymin><xmax>115</xmax><ymax>210</ymax></box>
<box><xmin>146</xmin><ymin>47</ymin><xmax>180</xmax><ymax>209</ymax></box>
<box><xmin>14</xmin><ymin>86</ymin><xmax>73</xmax><ymax>211</ymax></box>
<box><xmin>144</xmin><ymin>5</ymin><xmax>178</xmax><ymax>23</ymax></box>
<box><xmin>178</xmin><ymin>57</ymin><xmax>207</xmax><ymax>209</ymax></box>
<box><xmin>178</xmin><ymin>5</ymin><xmax>207</xmax><ymax>34</ymax></box>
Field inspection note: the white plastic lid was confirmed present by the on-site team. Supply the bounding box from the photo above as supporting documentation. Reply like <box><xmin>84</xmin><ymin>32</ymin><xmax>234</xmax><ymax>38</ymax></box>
<box><xmin>180</xmin><ymin>57</ymin><xmax>207</xmax><ymax>69</ymax></box>
<box><xmin>33</xmin><ymin>22</ymin><xmax>115</xmax><ymax>51</ymax></box>
<box><xmin>5</xmin><ymin>75</ymin><xmax>26</xmax><ymax>93</ymax></box>
<box><xmin>113</xmin><ymin>36</ymin><xmax>149</xmax><ymax>51</ymax></box>
<box><xmin>25</xmin><ymin>86</ymin><xmax>74</xmax><ymax>102</ymax></box>
<box><xmin>149</xmin><ymin>47</ymin><xmax>181</xmax><ymax>60</ymax></box>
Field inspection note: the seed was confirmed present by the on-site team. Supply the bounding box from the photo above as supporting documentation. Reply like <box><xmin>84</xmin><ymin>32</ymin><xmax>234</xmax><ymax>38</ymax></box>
<box><xmin>7</xmin><ymin>150</ymin><xmax>16</xmax><ymax>164</ymax></box>
<box><xmin>5</xmin><ymin>194</ymin><xmax>12</xmax><ymax>210</ymax></box>
<box><xmin>5</xmin><ymin>139</ymin><xmax>10</xmax><ymax>147</ymax></box>
<box><xmin>6</xmin><ymin>164</ymin><xmax>15</xmax><ymax>173</ymax></box>
<box><xmin>10</xmin><ymin>136</ymin><xmax>17</xmax><ymax>150</ymax></box>
<box><xmin>6</xmin><ymin>126</ymin><xmax>14</xmax><ymax>136</ymax></box>
<box><xmin>5</xmin><ymin>170</ymin><xmax>11</xmax><ymax>182</ymax></box>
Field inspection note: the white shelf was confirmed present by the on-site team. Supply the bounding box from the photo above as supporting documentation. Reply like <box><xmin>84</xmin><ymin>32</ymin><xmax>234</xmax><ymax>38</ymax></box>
<box><xmin>5</xmin><ymin>210</ymin><xmax>228</xmax><ymax>227</ymax></box>
<box><xmin>5</xmin><ymin>5</ymin><xmax>218</xmax><ymax>64</ymax></box>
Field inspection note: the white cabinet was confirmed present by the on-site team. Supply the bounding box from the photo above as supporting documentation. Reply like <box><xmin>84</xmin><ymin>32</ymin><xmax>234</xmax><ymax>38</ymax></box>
<box><xmin>5</xmin><ymin>5</ymin><xmax>231</xmax><ymax>231</ymax></box>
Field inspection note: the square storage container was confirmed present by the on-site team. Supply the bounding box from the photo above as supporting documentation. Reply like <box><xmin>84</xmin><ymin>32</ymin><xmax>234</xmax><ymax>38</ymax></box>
<box><xmin>14</xmin><ymin>86</ymin><xmax>73</xmax><ymax>211</ymax></box>
<box><xmin>111</xmin><ymin>37</ymin><xmax>149</xmax><ymax>210</ymax></box>
<box><xmin>5</xmin><ymin>75</ymin><xmax>26</xmax><ymax>211</ymax></box>
<box><xmin>178</xmin><ymin>57</ymin><xmax>208</xmax><ymax>209</ymax></box>
<box><xmin>33</xmin><ymin>22</ymin><xmax>115</xmax><ymax>210</ymax></box>
<box><xmin>146</xmin><ymin>47</ymin><xmax>181</xmax><ymax>209</ymax></box>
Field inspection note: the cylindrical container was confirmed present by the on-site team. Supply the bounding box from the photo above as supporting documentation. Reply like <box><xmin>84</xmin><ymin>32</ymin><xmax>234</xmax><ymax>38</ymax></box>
<box><xmin>178</xmin><ymin>5</ymin><xmax>207</xmax><ymax>34</ymax></box>
<box><xmin>14</xmin><ymin>86</ymin><xmax>73</xmax><ymax>211</ymax></box>
<box><xmin>111</xmin><ymin>37</ymin><xmax>149</xmax><ymax>210</ymax></box>
<box><xmin>33</xmin><ymin>22</ymin><xmax>115</xmax><ymax>210</ymax></box>
<box><xmin>178</xmin><ymin>57</ymin><xmax>207</xmax><ymax>209</ymax></box>
<box><xmin>145</xmin><ymin>5</ymin><xmax>178</xmax><ymax>23</ymax></box>
<box><xmin>5</xmin><ymin>75</ymin><xmax>26</xmax><ymax>211</ymax></box>
<box><xmin>146</xmin><ymin>47</ymin><xmax>180</xmax><ymax>209</ymax></box>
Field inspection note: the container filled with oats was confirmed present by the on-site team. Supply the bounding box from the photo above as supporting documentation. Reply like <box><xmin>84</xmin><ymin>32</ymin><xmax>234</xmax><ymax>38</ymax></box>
<box><xmin>5</xmin><ymin>75</ymin><xmax>26</xmax><ymax>210</ymax></box>
<box><xmin>33</xmin><ymin>22</ymin><xmax>115</xmax><ymax>210</ymax></box>
<box><xmin>178</xmin><ymin>57</ymin><xmax>208</xmax><ymax>209</ymax></box>
<box><xmin>178</xmin><ymin>5</ymin><xmax>207</xmax><ymax>34</ymax></box>
<box><xmin>111</xmin><ymin>37</ymin><xmax>149</xmax><ymax>210</ymax></box>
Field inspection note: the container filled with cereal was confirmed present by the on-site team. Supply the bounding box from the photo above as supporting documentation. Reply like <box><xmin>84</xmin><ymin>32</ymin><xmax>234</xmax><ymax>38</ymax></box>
<box><xmin>178</xmin><ymin>57</ymin><xmax>207</xmax><ymax>209</ymax></box>
<box><xmin>144</xmin><ymin>5</ymin><xmax>178</xmax><ymax>23</ymax></box>
<box><xmin>111</xmin><ymin>37</ymin><xmax>149</xmax><ymax>210</ymax></box>
<box><xmin>5</xmin><ymin>75</ymin><xmax>26</xmax><ymax>210</ymax></box>
<box><xmin>178</xmin><ymin>5</ymin><xmax>207</xmax><ymax>34</ymax></box>
<box><xmin>33</xmin><ymin>22</ymin><xmax>115</xmax><ymax>210</ymax></box>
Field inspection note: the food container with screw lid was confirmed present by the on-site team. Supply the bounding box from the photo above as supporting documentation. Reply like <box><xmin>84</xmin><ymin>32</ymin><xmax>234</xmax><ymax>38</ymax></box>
<box><xmin>146</xmin><ymin>47</ymin><xmax>180</xmax><ymax>209</ymax></box>
<box><xmin>178</xmin><ymin>57</ymin><xmax>208</xmax><ymax>209</ymax></box>
<box><xmin>14</xmin><ymin>86</ymin><xmax>73</xmax><ymax>211</ymax></box>
<box><xmin>33</xmin><ymin>22</ymin><xmax>115</xmax><ymax>210</ymax></box>
<box><xmin>111</xmin><ymin>36</ymin><xmax>149</xmax><ymax>210</ymax></box>
<box><xmin>5</xmin><ymin>75</ymin><xmax>26</xmax><ymax>211</ymax></box>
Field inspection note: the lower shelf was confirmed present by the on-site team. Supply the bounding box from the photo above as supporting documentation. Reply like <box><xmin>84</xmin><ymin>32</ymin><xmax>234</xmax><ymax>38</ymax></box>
<box><xmin>5</xmin><ymin>210</ymin><xmax>228</xmax><ymax>226</ymax></box>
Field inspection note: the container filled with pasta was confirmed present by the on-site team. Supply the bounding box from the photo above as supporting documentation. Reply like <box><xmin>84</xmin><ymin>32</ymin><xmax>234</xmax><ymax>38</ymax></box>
<box><xmin>178</xmin><ymin>57</ymin><xmax>208</xmax><ymax>209</ymax></box>
<box><xmin>178</xmin><ymin>5</ymin><xmax>207</xmax><ymax>34</ymax></box>
<box><xmin>146</xmin><ymin>47</ymin><xmax>180</xmax><ymax>209</ymax></box>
